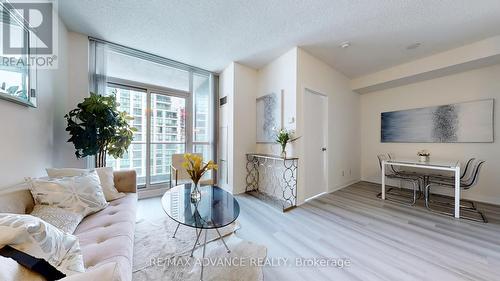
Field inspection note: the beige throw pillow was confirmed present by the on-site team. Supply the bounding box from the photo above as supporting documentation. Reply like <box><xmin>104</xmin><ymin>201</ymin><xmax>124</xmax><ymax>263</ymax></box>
<box><xmin>31</xmin><ymin>205</ymin><xmax>83</xmax><ymax>234</ymax></box>
<box><xmin>46</xmin><ymin>167</ymin><xmax>125</xmax><ymax>201</ymax></box>
<box><xmin>0</xmin><ymin>213</ymin><xmax>85</xmax><ymax>276</ymax></box>
<box><xmin>28</xmin><ymin>171</ymin><xmax>108</xmax><ymax>218</ymax></box>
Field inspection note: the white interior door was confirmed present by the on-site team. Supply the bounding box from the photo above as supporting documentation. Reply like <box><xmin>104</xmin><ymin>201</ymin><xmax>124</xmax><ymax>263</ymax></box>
<box><xmin>304</xmin><ymin>89</ymin><xmax>328</xmax><ymax>200</ymax></box>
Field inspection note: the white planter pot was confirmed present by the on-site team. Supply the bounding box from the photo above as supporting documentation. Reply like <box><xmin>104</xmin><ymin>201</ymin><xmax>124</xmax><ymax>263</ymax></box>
<box><xmin>419</xmin><ymin>155</ymin><xmax>429</xmax><ymax>162</ymax></box>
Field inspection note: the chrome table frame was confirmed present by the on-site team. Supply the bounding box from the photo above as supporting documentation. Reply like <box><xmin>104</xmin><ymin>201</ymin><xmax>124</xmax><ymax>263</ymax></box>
<box><xmin>381</xmin><ymin>159</ymin><xmax>461</xmax><ymax>218</ymax></box>
<box><xmin>172</xmin><ymin>221</ymin><xmax>231</xmax><ymax>281</ymax></box>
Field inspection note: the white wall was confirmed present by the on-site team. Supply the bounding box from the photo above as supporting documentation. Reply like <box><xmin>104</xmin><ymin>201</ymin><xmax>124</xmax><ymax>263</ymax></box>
<box><xmin>256</xmin><ymin>48</ymin><xmax>298</xmax><ymax>156</ymax></box>
<box><xmin>218</xmin><ymin>63</ymin><xmax>235</xmax><ymax>193</ymax></box>
<box><xmin>352</xmin><ymin>36</ymin><xmax>500</xmax><ymax>94</ymax></box>
<box><xmin>52</xmin><ymin>32</ymin><xmax>89</xmax><ymax>169</ymax></box>
<box><xmin>361</xmin><ymin>64</ymin><xmax>500</xmax><ymax>204</ymax></box>
<box><xmin>296</xmin><ymin>48</ymin><xmax>361</xmax><ymax>203</ymax></box>
<box><xmin>0</xmin><ymin>16</ymin><xmax>69</xmax><ymax>188</ymax></box>
<box><xmin>219</xmin><ymin>47</ymin><xmax>361</xmax><ymax>204</ymax></box>
<box><xmin>218</xmin><ymin>62</ymin><xmax>258</xmax><ymax>194</ymax></box>
<box><xmin>233</xmin><ymin>63</ymin><xmax>258</xmax><ymax>194</ymax></box>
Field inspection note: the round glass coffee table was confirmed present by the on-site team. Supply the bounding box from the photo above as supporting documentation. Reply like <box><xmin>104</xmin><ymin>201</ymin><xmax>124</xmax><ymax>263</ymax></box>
<box><xmin>161</xmin><ymin>183</ymin><xmax>240</xmax><ymax>280</ymax></box>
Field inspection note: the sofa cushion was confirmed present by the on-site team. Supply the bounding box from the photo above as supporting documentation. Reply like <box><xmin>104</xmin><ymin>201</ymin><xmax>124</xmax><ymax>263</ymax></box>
<box><xmin>0</xmin><ymin>214</ymin><xmax>85</xmax><ymax>276</ymax></box>
<box><xmin>0</xmin><ymin>171</ymin><xmax>136</xmax><ymax>216</ymax></box>
<box><xmin>62</xmin><ymin>261</ymin><xmax>121</xmax><ymax>281</ymax></box>
<box><xmin>47</xmin><ymin>168</ymin><xmax>126</xmax><ymax>201</ymax></box>
<box><xmin>0</xmin><ymin>170</ymin><xmax>137</xmax><ymax>281</ymax></box>
<box><xmin>28</xmin><ymin>171</ymin><xmax>108</xmax><ymax>217</ymax></box>
<box><xmin>74</xmin><ymin>193</ymin><xmax>137</xmax><ymax>281</ymax></box>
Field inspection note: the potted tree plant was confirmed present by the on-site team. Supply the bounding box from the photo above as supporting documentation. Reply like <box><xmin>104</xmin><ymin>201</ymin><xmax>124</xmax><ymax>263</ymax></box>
<box><xmin>65</xmin><ymin>92</ymin><xmax>136</xmax><ymax>167</ymax></box>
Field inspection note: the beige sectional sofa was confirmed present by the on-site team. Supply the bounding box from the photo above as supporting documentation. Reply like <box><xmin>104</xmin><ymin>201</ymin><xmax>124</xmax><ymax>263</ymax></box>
<box><xmin>0</xmin><ymin>170</ymin><xmax>137</xmax><ymax>281</ymax></box>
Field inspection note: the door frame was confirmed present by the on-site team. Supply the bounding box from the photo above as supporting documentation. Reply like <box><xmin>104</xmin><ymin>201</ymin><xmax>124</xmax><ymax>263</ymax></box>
<box><xmin>303</xmin><ymin>87</ymin><xmax>329</xmax><ymax>201</ymax></box>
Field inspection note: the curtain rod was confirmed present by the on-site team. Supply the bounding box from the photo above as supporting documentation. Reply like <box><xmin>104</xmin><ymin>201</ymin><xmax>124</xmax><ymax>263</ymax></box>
<box><xmin>88</xmin><ymin>36</ymin><xmax>217</xmax><ymax>76</ymax></box>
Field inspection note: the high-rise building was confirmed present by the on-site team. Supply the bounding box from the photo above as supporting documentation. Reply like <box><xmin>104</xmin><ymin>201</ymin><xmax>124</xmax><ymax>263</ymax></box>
<box><xmin>106</xmin><ymin>87</ymin><xmax>185</xmax><ymax>186</ymax></box>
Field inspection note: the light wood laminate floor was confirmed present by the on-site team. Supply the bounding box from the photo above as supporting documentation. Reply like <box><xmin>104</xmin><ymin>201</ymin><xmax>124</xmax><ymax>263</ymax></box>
<box><xmin>137</xmin><ymin>182</ymin><xmax>500</xmax><ymax>281</ymax></box>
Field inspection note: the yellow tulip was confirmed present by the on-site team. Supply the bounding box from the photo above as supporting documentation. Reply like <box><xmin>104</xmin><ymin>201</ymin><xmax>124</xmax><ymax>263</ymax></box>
<box><xmin>181</xmin><ymin>153</ymin><xmax>219</xmax><ymax>182</ymax></box>
<box><xmin>194</xmin><ymin>157</ymin><xmax>202</xmax><ymax>169</ymax></box>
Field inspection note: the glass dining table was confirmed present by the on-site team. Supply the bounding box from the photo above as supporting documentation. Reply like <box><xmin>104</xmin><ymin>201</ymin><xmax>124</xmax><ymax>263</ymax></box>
<box><xmin>381</xmin><ymin>158</ymin><xmax>461</xmax><ymax>218</ymax></box>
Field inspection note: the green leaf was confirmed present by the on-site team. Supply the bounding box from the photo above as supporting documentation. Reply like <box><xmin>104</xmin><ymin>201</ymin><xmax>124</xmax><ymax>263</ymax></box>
<box><xmin>65</xmin><ymin>92</ymin><xmax>136</xmax><ymax>159</ymax></box>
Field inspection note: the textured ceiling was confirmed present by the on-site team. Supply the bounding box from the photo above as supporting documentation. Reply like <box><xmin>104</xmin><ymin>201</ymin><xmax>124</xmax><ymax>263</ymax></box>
<box><xmin>59</xmin><ymin>0</ymin><xmax>500</xmax><ymax>78</ymax></box>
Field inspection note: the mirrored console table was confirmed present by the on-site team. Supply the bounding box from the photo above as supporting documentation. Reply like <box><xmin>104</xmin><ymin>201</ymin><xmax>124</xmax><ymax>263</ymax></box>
<box><xmin>245</xmin><ymin>153</ymin><xmax>298</xmax><ymax>212</ymax></box>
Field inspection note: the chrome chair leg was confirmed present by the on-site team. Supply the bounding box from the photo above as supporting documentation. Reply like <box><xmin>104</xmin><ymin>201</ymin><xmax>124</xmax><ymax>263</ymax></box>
<box><xmin>411</xmin><ymin>181</ymin><xmax>417</xmax><ymax>206</ymax></box>
<box><xmin>377</xmin><ymin>187</ymin><xmax>394</xmax><ymax>198</ymax></box>
<box><xmin>429</xmin><ymin>196</ymin><xmax>476</xmax><ymax>210</ymax></box>
<box><xmin>424</xmin><ymin>184</ymin><xmax>430</xmax><ymax>209</ymax></box>
<box><xmin>377</xmin><ymin>179</ymin><xmax>420</xmax><ymax>206</ymax></box>
<box><xmin>424</xmin><ymin>184</ymin><xmax>487</xmax><ymax>223</ymax></box>
<box><xmin>418</xmin><ymin>178</ymin><xmax>424</xmax><ymax>199</ymax></box>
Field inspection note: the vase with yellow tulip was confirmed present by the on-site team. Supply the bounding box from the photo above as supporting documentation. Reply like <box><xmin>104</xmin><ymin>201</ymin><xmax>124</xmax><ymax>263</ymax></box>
<box><xmin>182</xmin><ymin>153</ymin><xmax>218</xmax><ymax>202</ymax></box>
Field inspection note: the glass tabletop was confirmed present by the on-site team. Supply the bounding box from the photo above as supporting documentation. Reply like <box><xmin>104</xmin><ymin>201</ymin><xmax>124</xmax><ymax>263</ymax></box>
<box><xmin>161</xmin><ymin>184</ymin><xmax>240</xmax><ymax>229</ymax></box>
<box><xmin>386</xmin><ymin>158</ymin><xmax>459</xmax><ymax>168</ymax></box>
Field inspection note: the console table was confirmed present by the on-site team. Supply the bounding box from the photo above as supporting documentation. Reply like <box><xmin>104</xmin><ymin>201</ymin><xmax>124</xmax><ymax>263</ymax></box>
<box><xmin>245</xmin><ymin>153</ymin><xmax>298</xmax><ymax>212</ymax></box>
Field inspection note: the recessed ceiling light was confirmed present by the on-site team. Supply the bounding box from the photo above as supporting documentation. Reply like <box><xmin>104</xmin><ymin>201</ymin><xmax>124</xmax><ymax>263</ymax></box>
<box><xmin>406</xmin><ymin>43</ymin><xmax>421</xmax><ymax>50</ymax></box>
<box><xmin>340</xmin><ymin>41</ymin><xmax>351</xmax><ymax>49</ymax></box>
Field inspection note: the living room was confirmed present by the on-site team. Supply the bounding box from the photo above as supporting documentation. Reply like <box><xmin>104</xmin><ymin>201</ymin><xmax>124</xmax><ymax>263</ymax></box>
<box><xmin>1</xmin><ymin>1</ymin><xmax>500</xmax><ymax>280</ymax></box>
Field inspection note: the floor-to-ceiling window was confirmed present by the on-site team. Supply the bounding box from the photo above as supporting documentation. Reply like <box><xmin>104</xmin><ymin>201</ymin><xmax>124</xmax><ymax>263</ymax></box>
<box><xmin>95</xmin><ymin>43</ymin><xmax>215</xmax><ymax>190</ymax></box>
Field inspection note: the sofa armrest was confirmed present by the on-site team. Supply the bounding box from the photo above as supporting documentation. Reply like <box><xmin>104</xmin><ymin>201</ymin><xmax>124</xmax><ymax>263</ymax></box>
<box><xmin>113</xmin><ymin>170</ymin><xmax>137</xmax><ymax>193</ymax></box>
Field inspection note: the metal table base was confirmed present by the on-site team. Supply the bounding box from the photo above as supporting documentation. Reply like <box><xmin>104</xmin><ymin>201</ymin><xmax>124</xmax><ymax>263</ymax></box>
<box><xmin>173</xmin><ymin>223</ymin><xmax>231</xmax><ymax>281</ymax></box>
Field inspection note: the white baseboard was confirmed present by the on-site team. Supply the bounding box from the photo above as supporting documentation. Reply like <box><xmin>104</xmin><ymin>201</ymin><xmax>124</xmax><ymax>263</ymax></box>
<box><xmin>329</xmin><ymin>179</ymin><xmax>361</xmax><ymax>193</ymax></box>
<box><xmin>299</xmin><ymin>179</ymin><xmax>362</xmax><ymax>205</ymax></box>
<box><xmin>304</xmin><ymin>192</ymin><xmax>329</xmax><ymax>202</ymax></box>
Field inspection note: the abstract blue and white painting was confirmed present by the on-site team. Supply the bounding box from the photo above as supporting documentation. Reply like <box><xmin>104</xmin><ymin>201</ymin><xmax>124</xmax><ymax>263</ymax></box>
<box><xmin>381</xmin><ymin>99</ymin><xmax>494</xmax><ymax>143</ymax></box>
<box><xmin>256</xmin><ymin>93</ymin><xmax>282</xmax><ymax>143</ymax></box>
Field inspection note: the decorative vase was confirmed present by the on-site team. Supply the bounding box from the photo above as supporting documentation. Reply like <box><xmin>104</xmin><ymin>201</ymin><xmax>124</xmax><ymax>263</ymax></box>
<box><xmin>280</xmin><ymin>145</ymin><xmax>287</xmax><ymax>158</ymax></box>
<box><xmin>419</xmin><ymin>155</ymin><xmax>429</xmax><ymax>162</ymax></box>
<box><xmin>190</xmin><ymin>181</ymin><xmax>201</xmax><ymax>202</ymax></box>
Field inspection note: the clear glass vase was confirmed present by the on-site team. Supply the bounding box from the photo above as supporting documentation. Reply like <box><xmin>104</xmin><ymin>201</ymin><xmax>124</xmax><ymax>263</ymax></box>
<box><xmin>190</xmin><ymin>181</ymin><xmax>201</xmax><ymax>202</ymax></box>
<box><xmin>280</xmin><ymin>145</ymin><xmax>287</xmax><ymax>158</ymax></box>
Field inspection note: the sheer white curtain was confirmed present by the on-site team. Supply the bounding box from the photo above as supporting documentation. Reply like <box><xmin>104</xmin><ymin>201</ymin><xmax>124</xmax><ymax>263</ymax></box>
<box><xmin>87</xmin><ymin>39</ymin><xmax>108</xmax><ymax>168</ymax></box>
<box><xmin>89</xmin><ymin>40</ymin><xmax>108</xmax><ymax>95</ymax></box>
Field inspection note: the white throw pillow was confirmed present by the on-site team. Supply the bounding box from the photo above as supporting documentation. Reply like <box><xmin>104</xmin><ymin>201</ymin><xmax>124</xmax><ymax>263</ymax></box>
<box><xmin>31</xmin><ymin>205</ymin><xmax>83</xmax><ymax>234</ymax></box>
<box><xmin>46</xmin><ymin>167</ymin><xmax>125</xmax><ymax>201</ymax></box>
<box><xmin>28</xmin><ymin>171</ymin><xmax>108</xmax><ymax>217</ymax></box>
<box><xmin>0</xmin><ymin>213</ymin><xmax>85</xmax><ymax>276</ymax></box>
